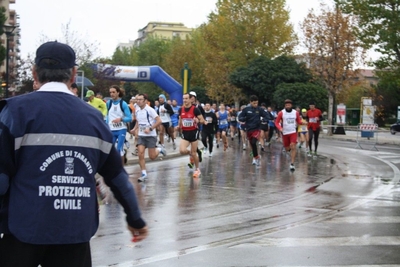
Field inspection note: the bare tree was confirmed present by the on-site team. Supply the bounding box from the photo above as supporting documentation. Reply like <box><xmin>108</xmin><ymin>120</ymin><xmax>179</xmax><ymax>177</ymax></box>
<box><xmin>301</xmin><ymin>3</ymin><xmax>366</xmax><ymax>135</ymax></box>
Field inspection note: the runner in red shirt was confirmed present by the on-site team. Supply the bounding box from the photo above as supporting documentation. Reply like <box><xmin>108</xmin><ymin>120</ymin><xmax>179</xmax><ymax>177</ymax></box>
<box><xmin>306</xmin><ymin>101</ymin><xmax>323</xmax><ymax>157</ymax></box>
<box><xmin>176</xmin><ymin>93</ymin><xmax>207</xmax><ymax>178</ymax></box>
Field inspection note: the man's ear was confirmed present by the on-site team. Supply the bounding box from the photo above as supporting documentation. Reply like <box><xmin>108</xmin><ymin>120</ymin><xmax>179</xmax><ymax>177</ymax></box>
<box><xmin>68</xmin><ymin>67</ymin><xmax>78</xmax><ymax>85</ymax></box>
<box><xmin>32</xmin><ymin>66</ymin><xmax>38</xmax><ymax>83</ymax></box>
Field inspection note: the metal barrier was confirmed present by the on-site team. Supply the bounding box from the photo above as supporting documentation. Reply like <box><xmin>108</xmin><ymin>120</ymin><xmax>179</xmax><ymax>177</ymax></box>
<box><xmin>355</xmin><ymin>123</ymin><xmax>378</xmax><ymax>150</ymax></box>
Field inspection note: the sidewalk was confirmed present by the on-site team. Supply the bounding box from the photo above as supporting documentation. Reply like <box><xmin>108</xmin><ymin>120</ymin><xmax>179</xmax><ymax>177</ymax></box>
<box><xmin>320</xmin><ymin>129</ymin><xmax>400</xmax><ymax>145</ymax></box>
<box><xmin>125</xmin><ymin>134</ymin><xmax>184</xmax><ymax>165</ymax></box>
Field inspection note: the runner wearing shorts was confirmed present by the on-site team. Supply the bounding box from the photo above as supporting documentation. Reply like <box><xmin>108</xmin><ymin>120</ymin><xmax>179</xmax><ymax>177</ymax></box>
<box><xmin>275</xmin><ymin>99</ymin><xmax>305</xmax><ymax>171</ymax></box>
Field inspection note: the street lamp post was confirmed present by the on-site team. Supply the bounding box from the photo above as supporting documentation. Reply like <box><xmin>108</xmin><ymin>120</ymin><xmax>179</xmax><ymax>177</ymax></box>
<box><xmin>3</xmin><ymin>24</ymin><xmax>16</xmax><ymax>98</ymax></box>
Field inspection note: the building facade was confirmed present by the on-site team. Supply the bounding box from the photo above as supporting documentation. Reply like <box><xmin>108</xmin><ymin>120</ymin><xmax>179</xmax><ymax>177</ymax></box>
<box><xmin>117</xmin><ymin>21</ymin><xmax>193</xmax><ymax>50</ymax></box>
<box><xmin>0</xmin><ymin>0</ymin><xmax>20</xmax><ymax>92</ymax></box>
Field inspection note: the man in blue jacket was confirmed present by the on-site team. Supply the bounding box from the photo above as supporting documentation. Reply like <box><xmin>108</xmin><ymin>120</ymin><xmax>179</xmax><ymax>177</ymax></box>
<box><xmin>0</xmin><ymin>41</ymin><xmax>148</xmax><ymax>267</ymax></box>
<box><xmin>238</xmin><ymin>95</ymin><xmax>273</xmax><ymax>166</ymax></box>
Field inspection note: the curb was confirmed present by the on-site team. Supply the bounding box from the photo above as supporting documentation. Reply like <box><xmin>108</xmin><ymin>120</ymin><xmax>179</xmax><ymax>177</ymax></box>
<box><xmin>126</xmin><ymin>150</ymin><xmax>185</xmax><ymax>166</ymax></box>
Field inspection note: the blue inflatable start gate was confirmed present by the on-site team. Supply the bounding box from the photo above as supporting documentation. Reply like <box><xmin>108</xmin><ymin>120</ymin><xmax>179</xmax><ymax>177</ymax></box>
<box><xmin>91</xmin><ymin>64</ymin><xmax>183</xmax><ymax>104</ymax></box>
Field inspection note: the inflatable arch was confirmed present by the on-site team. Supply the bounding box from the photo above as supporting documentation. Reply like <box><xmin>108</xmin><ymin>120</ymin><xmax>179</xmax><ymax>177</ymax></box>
<box><xmin>91</xmin><ymin>64</ymin><xmax>183</xmax><ymax>104</ymax></box>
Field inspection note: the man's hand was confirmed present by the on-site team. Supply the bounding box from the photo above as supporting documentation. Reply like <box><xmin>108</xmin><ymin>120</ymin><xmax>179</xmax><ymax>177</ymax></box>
<box><xmin>129</xmin><ymin>225</ymin><xmax>149</xmax><ymax>243</ymax></box>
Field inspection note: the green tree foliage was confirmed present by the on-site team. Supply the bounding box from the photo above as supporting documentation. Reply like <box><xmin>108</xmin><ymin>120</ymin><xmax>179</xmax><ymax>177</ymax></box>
<box><xmin>301</xmin><ymin>3</ymin><xmax>365</xmax><ymax>134</ymax></box>
<box><xmin>163</xmin><ymin>29</ymin><xmax>208</xmax><ymax>89</ymax></box>
<box><xmin>202</xmin><ymin>0</ymin><xmax>297</xmax><ymax>105</ymax></box>
<box><xmin>374</xmin><ymin>69</ymin><xmax>400</xmax><ymax>121</ymax></box>
<box><xmin>229</xmin><ymin>55</ymin><xmax>313</xmax><ymax>105</ymax></box>
<box><xmin>335</xmin><ymin>0</ymin><xmax>400</xmax><ymax>68</ymax></box>
<box><xmin>273</xmin><ymin>83</ymin><xmax>328</xmax><ymax>111</ymax></box>
<box><xmin>0</xmin><ymin>7</ymin><xmax>7</xmax><ymax>65</ymax></box>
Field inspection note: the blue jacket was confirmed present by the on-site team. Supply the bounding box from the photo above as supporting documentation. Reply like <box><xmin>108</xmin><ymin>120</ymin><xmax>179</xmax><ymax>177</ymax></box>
<box><xmin>0</xmin><ymin>83</ymin><xmax>143</xmax><ymax>244</ymax></box>
<box><xmin>238</xmin><ymin>105</ymin><xmax>273</xmax><ymax>132</ymax></box>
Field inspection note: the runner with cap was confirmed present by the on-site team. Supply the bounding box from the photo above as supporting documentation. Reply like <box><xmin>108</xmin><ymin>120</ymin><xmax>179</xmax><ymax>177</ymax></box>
<box><xmin>275</xmin><ymin>99</ymin><xmax>305</xmax><ymax>171</ymax></box>
<box><xmin>86</xmin><ymin>90</ymin><xmax>107</xmax><ymax>120</ymax></box>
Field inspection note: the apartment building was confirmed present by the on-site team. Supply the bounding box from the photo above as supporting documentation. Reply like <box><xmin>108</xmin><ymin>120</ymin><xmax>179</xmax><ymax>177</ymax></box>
<box><xmin>0</xmin><ymin>0</ymin><xmax>20</xmax><ymax>90</ymax></box>
<box><xmin>117</xmin><ymin>21</ymin><xmax>193</xmax><ymax>50</ymax></box>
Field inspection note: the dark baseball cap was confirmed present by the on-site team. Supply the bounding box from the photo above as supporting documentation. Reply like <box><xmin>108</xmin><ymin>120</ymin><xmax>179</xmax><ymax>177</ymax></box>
<box><xmin>35</xmin><ymin>41</ymin><xmax>77</xmax><ymax>69</ymax></box>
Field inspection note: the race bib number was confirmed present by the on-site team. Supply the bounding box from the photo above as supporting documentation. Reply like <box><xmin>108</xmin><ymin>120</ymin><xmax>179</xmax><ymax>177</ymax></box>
<box><xmin>206</xmin><ymin>117</ymin><xmax>213</xmax><ymax>123</ymax></box>
<box><xmin>110</xmin><ymin>122</ymin><xmax>123</xmax><ymax>128</ymax></box>
<box><xmin>230</xmin><ymin>117</ymin><xmax>236</xmax><ymax>122</ymax></box>
<box><xmin>220</xmin><ymin>119</ymin><xmax>228</xmax><ymax>125</ymax></box>
<box><xmin>309</xmin><ymin>118</ymin><xmax>317</xmax><ymax>123</ymax></box>
<box><xmin>300</xmin><ymin>125</ymin><xmax>307</xmax><ymax>131</ymax></box>
<box><xmin>286</xmin><ymin>118</ymin><xmax>295</xmax><ymax>124</ymax></box>
<box><xmin>182</xmin><ymin>118</ymin><xmax>194</xmax><ymax>127</ymax></box>
<box><xmin>139</xmin><ymin>124</ymin><xmax>147</xmax><ymax>132</ymax></box>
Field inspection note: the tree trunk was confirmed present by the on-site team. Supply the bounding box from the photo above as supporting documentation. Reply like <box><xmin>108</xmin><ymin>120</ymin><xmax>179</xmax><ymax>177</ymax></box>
<box><xmin>327</xmin><ymin>93</ymin><xmax>334</xmax><ymax>136</ymax></box>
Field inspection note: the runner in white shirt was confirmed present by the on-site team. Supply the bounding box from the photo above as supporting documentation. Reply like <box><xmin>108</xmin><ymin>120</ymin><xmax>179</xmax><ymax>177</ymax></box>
<box><xmin>275</xmin><ymin>99</ymin><xmax>305</xmax><ymax>171</ymax></box>
<box><xmin>106</xmin><ymin>85</ymin><xmax>132</xmax><ymax>165</ymax></box>
<box><xmin>130</xmin><ymin>93</ymin><xmax>166</xmax><ymax>182</ymax></box>
<box><xmin>157</xmin><ymin>94</ymin><xmax>176</xmax><ymax>150</ymax></box>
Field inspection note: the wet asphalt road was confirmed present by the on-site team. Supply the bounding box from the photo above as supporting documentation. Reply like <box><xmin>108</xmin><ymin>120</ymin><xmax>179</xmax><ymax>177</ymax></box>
<box><xmin>91</xmin><ymin>138</ymin><xmax>400</xmax><ymax>266</ymax></box>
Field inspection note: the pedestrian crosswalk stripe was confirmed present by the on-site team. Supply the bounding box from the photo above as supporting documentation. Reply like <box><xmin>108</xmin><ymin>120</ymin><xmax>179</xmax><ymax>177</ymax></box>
<box><xmin>250</xmin><ymin>236</ymin><xmax>400</xmax><ymax>247</ymax></box>
<box><xmin>327</xmin><ymin>216</ymin><xmax>400</xmax><ymax>224</ymax></box>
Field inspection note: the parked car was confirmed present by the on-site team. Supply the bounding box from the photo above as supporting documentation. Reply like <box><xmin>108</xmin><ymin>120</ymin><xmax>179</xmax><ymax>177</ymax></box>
<box><xmin>390</xmin><ymin>121</ymin><xmax>400</xmax><ymax>135</ymax></box>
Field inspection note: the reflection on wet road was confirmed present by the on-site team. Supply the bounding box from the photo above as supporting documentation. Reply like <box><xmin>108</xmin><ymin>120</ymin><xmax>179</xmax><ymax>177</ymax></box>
<box><xmin>91</xmin><ymin>140</ymin><xmax>396</xmax><ymax>266</ymax></box>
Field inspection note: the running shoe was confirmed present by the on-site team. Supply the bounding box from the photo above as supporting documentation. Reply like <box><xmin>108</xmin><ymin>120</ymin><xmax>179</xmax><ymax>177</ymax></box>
<box><xmin>124</xmin><ymin>139</ymin><xmax>130</xmax><ymax>149</ymax></box>
<box><xmin>243</xmin><ymin>144</ymin><xmax>246</xmax><ymax>150</ymax></box>
<box><xmin>138</xmin><ymin>173</ymin><xmax>148</xmax><ymax>182</ymax></box>
<box><xmin>209</xmin><ymin>152</ymin><xmax>213</xmax><ymax>157</ymax></box>
<box><xmin>290</xmin><ymin>164</ymin><xmax>295</xmax><ymax>171</ymax></box>
<box><xmin>252</xmin><ymin>158</ymin><xmax>257</xmax><ymax>165</ymax></box>
<box><xmin>313</xmin><ymin>152</ymin><xmax>318</xmax><ymax>158</ymax></box>
<box><xmin>261</xmin><ymin>146</ymin><xmax>265</xmax><ymax>152</ymax></box>
<box><xmin>217</xmin><ymin>144</ymin><xmax>220</xmax><ymax>149</ymax></box>
<box><xmin>197</xmin><ymin>148</ymin><xmax>203</xmax><ymax>162</ymax></box>
<box><xmin>167</xmin><ymin>136</ymin><xmax>171</xmax><ymax>143</ymax></box>
<box><xmin>256</xmin><ymin>157</ymin><xmax>261</xmax><ymax>166</ymax></box>
<box><xmin>172</xmin><ymin>142</ymin><xmax>176</xmax><ymax>150</ymax></box>
<box><xmin>307</xmin><ymin>151</ymin><xmax>312</xmax><ymax>157</ymax></box>
<box><xmin>188</xmin><ymin>156</ymin><xmax>194</xmax><ymax>169</ymax></box>
<box><xmin>160</xmin><ymin>147</ymin><xmax>167</xmax><ymax>157</ymax></box>
<box><xmin>193</xmin><ymin>169</ymin><xmax>201</xmax><ymax>178</ymax></box>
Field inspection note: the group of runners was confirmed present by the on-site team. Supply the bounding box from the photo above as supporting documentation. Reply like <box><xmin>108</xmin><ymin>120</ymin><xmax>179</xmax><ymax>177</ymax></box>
<box><xmin>89</xmin><ymin>86</ymin><xmax>323</xmax><ymax>180</ymax></box>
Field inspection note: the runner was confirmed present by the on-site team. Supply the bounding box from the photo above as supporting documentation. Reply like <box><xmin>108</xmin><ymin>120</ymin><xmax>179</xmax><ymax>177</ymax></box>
<box><xmin>238</xmin><ymin>95</ymin><xmax>273</xmax><ymax>166</ymax></box>
<box><xmin>216</xmin><ymin>103</ymin><xmax>229</xmax><ymax>151</ymax></box>
<box><xmin>157</xmin><ymin>94</ymin><xmax>176</xmax><ymax>150</ymax></box>
<box><xmin>307</xmin><ymin>101</ymin><xmax>323</xmax><ymax>157</ymax></box>
<box><xmin>130</xmin><ymin>93</ymin><xmax>166</xmax><ymax>182</ymax></box>
<box><xmin>259</xmin><ymin>103</ymin><xmax>269</xmax><ymax>152</ymax></box>
<box><xmin>266</xmin><ymin>106</ymin><xmax>277</xmax><ymax>147</ymax></box>
<box><xmin>106</xmin><ymin>85</ymin><xmax>132</xmax><ymax>165</ymax></box>
<box><xmin>238</xmin><ymin>105</ymin><xmax>248</xmax><ymax>150</ymax></box>
<box><xmin>176</xmin><ymin>93</ymin><xmax>208</xmax><ymax>178</ymax></box>
<box><xmin>275</xmin><ymin>99</ymin><xmax>305</xmax><ymax>171</ymax></box>
<box><xmin>229</xmin><ymin>106</ymin><xmax>238</xmax><ymax>143</ymax></box>
<box><xmin>201</xmin><ymin>103</ymin><xmax>218</xmax><ymax>156</ymax></box>
<box><xmin>170</xmin><ymin>99</ymin><xmax>181</xmax><ymax>139</ymax></box>
<box><xmin>298</xmin><ymin>108</ymin><xmax>310</xmax><ymax>154</ymax></box>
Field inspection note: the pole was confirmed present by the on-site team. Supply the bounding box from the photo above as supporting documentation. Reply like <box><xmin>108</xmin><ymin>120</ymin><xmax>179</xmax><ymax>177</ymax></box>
<box><xmin>5</xmin><ymin>34</ymin><xmax>9</xmax><ymax>98</ymax></box>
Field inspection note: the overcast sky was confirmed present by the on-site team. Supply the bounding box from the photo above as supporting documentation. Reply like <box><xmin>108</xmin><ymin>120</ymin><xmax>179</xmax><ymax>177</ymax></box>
<box><xmin>14</xmin><ymin>0</ymin><xmax>330</xmax><ymax>59</ymax></box>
